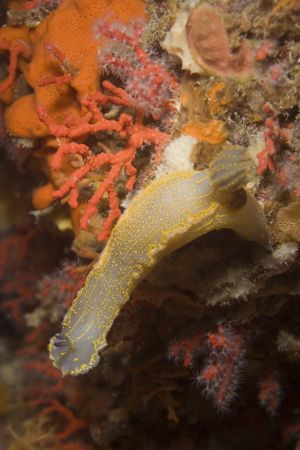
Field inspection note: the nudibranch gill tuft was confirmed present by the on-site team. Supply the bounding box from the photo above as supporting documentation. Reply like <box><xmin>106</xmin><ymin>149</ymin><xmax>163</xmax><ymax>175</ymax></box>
<box><xmin>49</xmin><ymin>148</ymin><xmax>270</xmax><ymax>376</ymax></box>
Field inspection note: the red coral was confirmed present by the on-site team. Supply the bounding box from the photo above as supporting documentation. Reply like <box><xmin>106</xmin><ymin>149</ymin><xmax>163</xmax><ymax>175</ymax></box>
<box><xmin>37</xmin><ymin>42</ymin><xmax>73</xmax><ymax>89</ymax></box>
<box><xmin>197</xmin><ymin>325</ymin><xmax>247</xmax><ymax>411</ymax></box>
<box><xmin>257</xmin><ymin>103</ymin><xmax>293</xmax><ymax>174</ymax></box>
<box><xmin>37</xmin><ymin>262</ymin><xmax>86</xmax><ymax>309</ymax></box>
<box><xmin>255</xmin><ymin>40</ymin><xmax>275</xmax><ymax>62</ymax></box>
<box><xmin>24</xmin><ymin>360</ymin><xmax>64</xmax><ymax>406</ymax></box>
<box><xmin>37</xmin><ymin>73</ymin><xmax>72</xmax><ymax>89</ymax></box>
<box><xmin>258</xmin><ymin>373</ymin><xmax>282</xmax><ymax>416</ymax></box>
<box><xmin>0</xmin><ymin>229</ymin><xmax>39</xmax><ymax>324</ymax></box>
<box><xmin>169</xmin><ymin>324</ymin><xmax>247</xmax><ymax>411</ymax></box>
<box><xmin>38</xmin><ymin>79</ymin><xmax>168</xmax><ymax>241</ymax></box>
<box><xmin>0</xmin><ymin>39</ymin><xmax>31</xmax><ymax>94</ymax></box>
<box><xmin>168</xmin><ymin>330</ymin><xmax>206</xmax><ymax>368</ymax></box>
<box><xmin>35</xmin><ymin>33</ymin><xmax>173</xmax><ymax>242</ymax></box>
<box><xmin>95</xmin><ymin>17</ymin><xmax>179</xmax><ymax>120</ymax></box>
<box><xmin>1</xmin><ymin>272</ymin><xmax>37</xmax><ymax>323</ymax></box>
<box><xmin>23</xmin><ymin>356</ymin><xmax>90</xmax><ymax>448</ymax></box>
<box><xmin>41</xmin><ymin>399</ymin><xmax>88</xmax><ymax>441</ymax></box>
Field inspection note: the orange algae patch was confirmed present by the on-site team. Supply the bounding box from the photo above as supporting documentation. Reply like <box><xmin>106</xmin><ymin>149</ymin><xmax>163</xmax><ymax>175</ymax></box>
<box><xmin>182</xmin><ymin>120</ymin><xmax>227</xmax><ymax>145</ymax></box>
<box><xmin>4</xmin><ymin>0</ymin><xmax>146</xmax><ymax>138</ymax></box>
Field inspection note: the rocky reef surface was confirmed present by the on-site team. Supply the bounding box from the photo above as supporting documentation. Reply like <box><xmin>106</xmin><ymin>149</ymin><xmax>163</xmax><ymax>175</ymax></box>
<box><xmin>0</xmin><ymin>0</ymin><xmax>300</xmax><ymax>449</ymax></box>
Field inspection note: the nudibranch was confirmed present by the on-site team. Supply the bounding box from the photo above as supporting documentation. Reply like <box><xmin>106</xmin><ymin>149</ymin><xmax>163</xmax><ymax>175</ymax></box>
<box><xmin>49</xmin><ymin>148</ymin><xmax>269</xmax><ymax>376</ymax></box>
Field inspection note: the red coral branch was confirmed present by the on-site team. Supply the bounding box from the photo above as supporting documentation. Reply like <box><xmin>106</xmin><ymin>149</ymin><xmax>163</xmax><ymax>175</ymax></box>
<box><xmin>0</xmin><ymin>229</ymin><xmax>39</xmax><ymax>324</ymax></box>
<box><xmin>24</xmin><ymin>360</ymin><xmax>64</xmax><ymax>406</ymax></box>
<box><xmin>1</xmin><ymin>272</ymin><xmax>37</xmax><ymax>322</ymax></box>
<box><xmin>168</xmin><ymin>331</ymin><xmax>206</xmax><ymax>368</ymax></box>
<box><xmin>37</xmin><ymin>262</ymin><xmax>86</xmax><ymax>308</ymax></box>
<box><xmin>95</xmin><ymin>18</ymin><xmax>178</xmax><ymax>120</ymax></box>
<box><xmin>0</xmin><ymin>39</ymin><xmax>31</xmax><ymax>94</ymax></box>
<box><xmin>37</xmin><ymin>42</ymin><xmax>75</xmax><ymax>88</ymax></box>
<box><xmin>38</xmin><ymin>76</ymin><xmax>168</xmax><ymax>241</ymax></box>
<box><xmin>41</xmin><ymin>399</ymin><xmax>88</xmax><ymax>441</ymax></box>
<box><xmin>50</xmin><ymin>119</ymin><xmax>166</xmax><ymax>240</ymax></box>
<box><xmin>37</xmin><ymin>101</ymin><xmax>125</xmax><ymax>139</ymax></box>
<box><xmin>37</xmin><ymin>73</ymin><xmax>72</xmax><ymax>89</ymax></box>
<box><xmin>257</xmin><ymin>103</ymin><xmax>292</xmax><ymax>174</ymax></box>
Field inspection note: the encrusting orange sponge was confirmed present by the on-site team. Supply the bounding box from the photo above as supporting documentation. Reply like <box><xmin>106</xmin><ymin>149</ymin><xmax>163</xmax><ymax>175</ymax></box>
<box><xmin>32</xmin><ymin>181</ymin><xmax>56</xmax><ymax>210</ymax></box>
<box><xmin>3</xmin><ymin>0</ymin><xmax>146</xmax><ymax>138</ymax></box>
<box><xmin>181</xmin><ymin>120</ymin><xmax>227</xmax><ymax>145</ymax></box>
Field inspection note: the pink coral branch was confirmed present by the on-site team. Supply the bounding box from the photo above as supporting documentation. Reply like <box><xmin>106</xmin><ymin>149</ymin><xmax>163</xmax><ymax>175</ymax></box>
<box><xmin>95</xmin><ymin>16</ymin><xmax>145</xmax><ymax>47</ymax></box>
<box><xmin>96</xmin><ymin>18</ymin><xmax>179</xmax><ymax>119</ymax></box>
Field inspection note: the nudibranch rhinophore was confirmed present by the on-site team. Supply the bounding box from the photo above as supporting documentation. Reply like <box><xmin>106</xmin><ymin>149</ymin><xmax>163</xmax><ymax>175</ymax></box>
<box><xmin>49</xmin><ymin>148</ymin><xmax>270</xmax><ymax>376</ymax></box>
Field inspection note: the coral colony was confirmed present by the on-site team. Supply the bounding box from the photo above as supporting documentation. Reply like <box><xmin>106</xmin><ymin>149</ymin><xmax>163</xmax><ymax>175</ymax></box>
<box><xmin>0</xmin><ymin>1</ymin><xmax>300</xmax><ymax>449</ymax></box>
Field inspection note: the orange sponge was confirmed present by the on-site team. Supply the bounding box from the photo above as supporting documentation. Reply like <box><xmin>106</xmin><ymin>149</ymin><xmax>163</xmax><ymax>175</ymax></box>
<box><xmin>4</xmin><ymin>0</ymin><xmax>146</xmax><ymax>138</ymax></box>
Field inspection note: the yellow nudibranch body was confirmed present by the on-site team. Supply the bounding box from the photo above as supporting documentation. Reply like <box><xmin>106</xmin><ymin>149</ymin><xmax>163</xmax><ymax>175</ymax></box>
<box><xmin>49</xmin><ymin>149</ymin><xmax>269</xmax><ymax>376</ymax></box>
